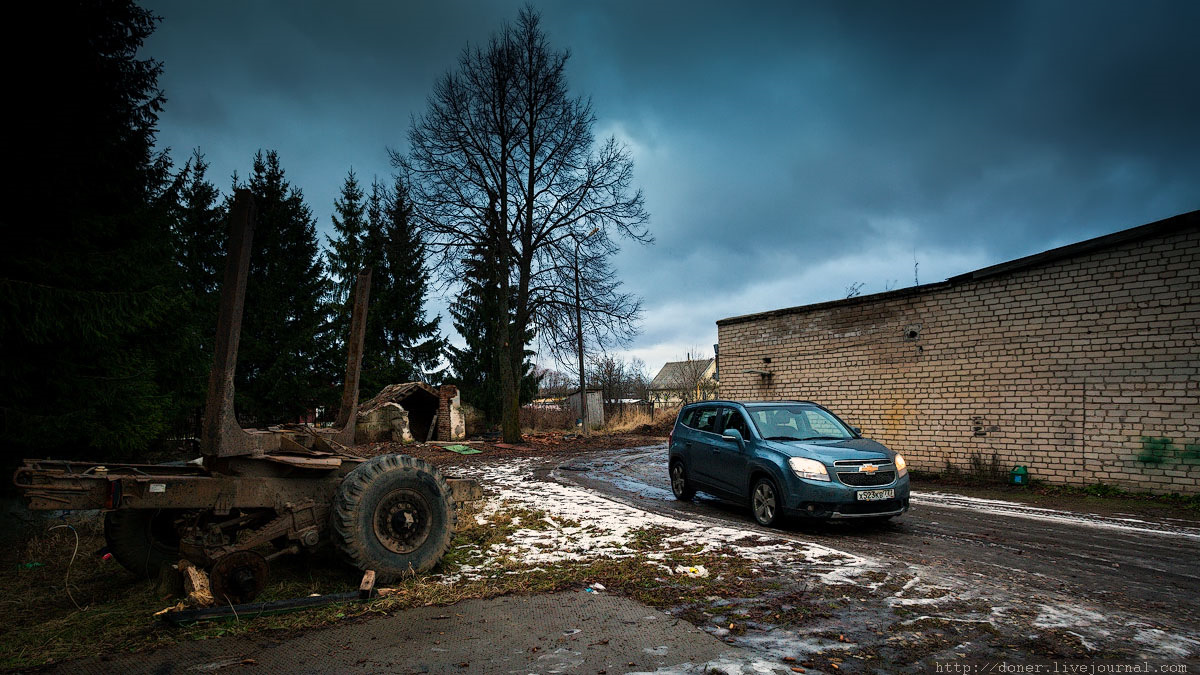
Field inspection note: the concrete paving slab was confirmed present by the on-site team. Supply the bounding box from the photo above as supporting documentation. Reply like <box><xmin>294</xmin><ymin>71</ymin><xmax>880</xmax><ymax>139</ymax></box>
<box><xmin>58</xmin><ymin>592</ymin><xmax>730</xmax><ymax>674</ymax></box>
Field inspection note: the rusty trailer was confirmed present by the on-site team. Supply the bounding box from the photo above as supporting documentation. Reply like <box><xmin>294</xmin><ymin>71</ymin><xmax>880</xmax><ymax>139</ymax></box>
<box><xmin>12</xmin><ymin>190</ymin><xmax>480</xmax><ymax>604</ymax></box>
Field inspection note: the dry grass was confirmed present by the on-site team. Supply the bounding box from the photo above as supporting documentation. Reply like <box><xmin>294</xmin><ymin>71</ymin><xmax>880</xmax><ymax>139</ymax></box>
<box><xmin>603</xmin><ymin>406</ymin><xmax>654</xmax><ymax>432</ymax></box>
<box><xmin>0</xmin><ymin>505</ymin><xmax>797</xmax><ymax>670</ymax></box>
<box><xmin>0</xmin><ymin>513</ymin><xmax>359</xmax><ymax>670</ymax></box>
<box><xmin>518</xmin><ymin>402</ymin><xmax>679</xmax><ymax>435</ymax></box>
<box><xmin>519</xmin><ymin>405</ymin><xmax>574</xmax><ymax>431</ymax></box>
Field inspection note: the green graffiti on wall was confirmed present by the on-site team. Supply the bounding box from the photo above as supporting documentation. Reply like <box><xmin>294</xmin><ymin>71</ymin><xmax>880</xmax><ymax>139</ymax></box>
<box><xmin>1136</xmin><ymin>436</ymin><xmax>1200</xmax><ymax>465</ymax></box>
<box><xmin>1138</xmin><ymin>436</ymin><xmax>1172</xmax><ymax>464</ymax></box>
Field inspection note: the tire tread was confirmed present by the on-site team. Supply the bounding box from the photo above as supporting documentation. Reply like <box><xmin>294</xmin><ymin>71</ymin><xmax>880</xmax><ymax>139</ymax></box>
<box><xmin>331</xmin><ymin>454</ymin><xmax>456</xmax><ymax>582</ymax></box>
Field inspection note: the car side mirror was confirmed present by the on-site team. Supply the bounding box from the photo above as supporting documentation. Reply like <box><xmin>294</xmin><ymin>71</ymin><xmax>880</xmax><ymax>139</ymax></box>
<box><xmin>722</xmin><ymin>428</ymin><xmax>745</xmax><ymax>444</ymax></box>
<box><xmin>850</xmin><ymin>426</ymin><xmax>861</xmax><ymax>435</ymax></box>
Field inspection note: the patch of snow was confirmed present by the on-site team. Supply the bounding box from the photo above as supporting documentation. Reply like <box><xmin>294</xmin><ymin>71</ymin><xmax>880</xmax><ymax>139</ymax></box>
<box><xmin>1066</xmin><ymin>631</ymin><xmax>1097</xmax><ymax>652</ymax></box>
<box><xmin>894</xmin><ymin>575</ymin><xmax>921</xmax><ymax>596</ymax></box>
<box><xmin>449</xmin><ymin>460</ymin><xmax>877</xmax><ymax>587</ymax></box>
<box><xmin>1131</xmin><ymin>626</ymin><xmax>1200</xmax><ymax>659</ymax></box>
<box><xmin>913</xmin><ymin>492</ymin><xmax>1200</xmax><ymax>540</ymax></box>
<box><xmin>1033</xmin><ymin>604</ymin><xmax>1107</xmax><ymax>629</ymax></box>
<box><xmin>889</xmin><ymin>595</ymin><xmax>955</xmax><ymax>607</ymax></box>
<box><xmin>900</xmin><ymin>615</ymin><xmax>994</xmax><ymax>626</ymax></box>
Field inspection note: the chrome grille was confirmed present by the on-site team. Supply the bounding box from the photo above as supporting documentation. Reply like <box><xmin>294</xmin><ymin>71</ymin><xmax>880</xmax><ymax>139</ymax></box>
<box><xmin>834</xmin><ymin>459</ymin><xmax>893</xmax><ymax>467</ymax></box>
<box><xmin>837</xmin><ymin>470</ymin><xmax>896</xmax><ymax>487</ymax></box>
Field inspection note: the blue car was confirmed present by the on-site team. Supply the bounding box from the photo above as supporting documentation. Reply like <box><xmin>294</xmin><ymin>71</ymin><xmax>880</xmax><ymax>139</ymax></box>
<box><xmin>668</xmin><ymin>400</ymin><xmax>910</xmax><ymax>526</ymax></box>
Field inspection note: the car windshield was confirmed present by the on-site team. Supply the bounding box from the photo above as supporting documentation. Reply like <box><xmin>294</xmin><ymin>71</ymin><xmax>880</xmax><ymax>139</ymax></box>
<box><xmin>747</xmin><ymin>405</ymin><xmax>854</xmax><ymax>441</ymax></box>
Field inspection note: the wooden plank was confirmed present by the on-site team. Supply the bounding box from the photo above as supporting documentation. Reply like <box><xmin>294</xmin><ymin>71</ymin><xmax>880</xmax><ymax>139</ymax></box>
<box><xmin>261</xmin><ymin>454</ymin><xmax>342</xmax><ymax>470</ymax></box>
<box><xmin>358</xmin><ymin>570</ymin><xmax>376</xmax><ymax>599</ymax></box>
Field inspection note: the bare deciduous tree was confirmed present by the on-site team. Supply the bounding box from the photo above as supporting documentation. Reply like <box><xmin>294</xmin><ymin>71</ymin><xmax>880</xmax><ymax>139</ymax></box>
<box><xmin>396</xmin><ymin>7</ymin><xmax>650</xmax><ymax>441</ymax></box>
<box><xmin>627</xmin><ymin>357</ymin><xmax>651</xmax><ymax>402</ymax></box>
<box><xmin>667</xmin><ymin>350</ymin><xmax>718</xmax><ymax>404</ymax></box>
<box><xmin>587</xmin><ymin>353</ymin><xmax>653</xmax><ymax>404</ymax></box>
<box><xmin>535</xmin><ymin>367</ymin><xmax>573</xmax><ymax>398</ymax></box>
<box><xmin>587</xmin><ymin>353</ymin><xmax>627</xmax><ymax>405</ymax></box>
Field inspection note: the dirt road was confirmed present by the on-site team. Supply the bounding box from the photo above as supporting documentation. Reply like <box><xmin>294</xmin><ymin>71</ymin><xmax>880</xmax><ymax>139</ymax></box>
<box><xmin>553</xmin><ymin>445</ymin><xmax>1200</xmax><ymax>664</ymax></box>
<box><xmin>557</xmin><ymin>445</ymin><xmax>1200</xmax><ymax>612</ymax></box>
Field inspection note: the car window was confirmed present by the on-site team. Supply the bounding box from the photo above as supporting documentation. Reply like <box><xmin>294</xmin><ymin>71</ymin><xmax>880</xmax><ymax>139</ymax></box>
<box><xmin>803</xmin><ymin>410</ymin><xmax>842</xmax><ymax>436</ymax></box>
<box><xmin>679</xmin><ymin>407</ymin><xmax>698</xmax><ymax>428</ymax></box>
<box><xmin>748</xmin><ymin>405</ymin><xmax>853</xmax><ymax>440</ymax></box>
<box><xmin>693</xmin><ymin>406</ymin><xmax>722</xmax><ymax>434</ymax></box>
<box><xmin>722</xmin><ymin>408</ymin><xmax>750</xmax><ymax>437</ymax></box>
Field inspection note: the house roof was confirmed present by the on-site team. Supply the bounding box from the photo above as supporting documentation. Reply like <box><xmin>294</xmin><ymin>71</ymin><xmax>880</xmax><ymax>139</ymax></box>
<box><xmin>717</xmin><ymin>209</ymin><xmax>1200</xmax><ymax>327</ymax></box>
<box><xmin>649</xmin><ymin>359</ymin><xmax>715</xmax><ymax>391</ymax></box>
<box><xmin>359</xmin><ymin>382</ymin><xmax>439</xmax><ymax>414</ymax></box>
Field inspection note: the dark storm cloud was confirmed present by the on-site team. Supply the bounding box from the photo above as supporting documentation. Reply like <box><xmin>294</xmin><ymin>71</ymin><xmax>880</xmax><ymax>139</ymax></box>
<box><xmin>143</xmin><ymin>0</ymin><xmax>1200</xmax><ymax>372</ymax></box>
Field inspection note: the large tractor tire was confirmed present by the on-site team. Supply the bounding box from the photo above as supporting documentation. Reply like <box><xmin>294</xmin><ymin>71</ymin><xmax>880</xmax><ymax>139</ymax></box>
<box><xmin>103</xmin><ymin>509</ymin><xmax>182</xmax><ymax>578</ymax></box>
<box><xmin>332</xmin><ymin>454</ymin><xmax>456</xmax><ymax>583</ymax></box>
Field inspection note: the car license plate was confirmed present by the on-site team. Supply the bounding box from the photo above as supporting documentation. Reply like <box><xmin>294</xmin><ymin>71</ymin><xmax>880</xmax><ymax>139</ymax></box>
<box><xmin>857</xmin><ymin>489</ymin><xmax>894</xmax><ymax>501</ymax></box>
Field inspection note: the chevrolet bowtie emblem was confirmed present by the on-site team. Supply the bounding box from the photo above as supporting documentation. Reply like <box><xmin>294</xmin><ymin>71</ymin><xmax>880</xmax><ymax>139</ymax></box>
<box><xmin>859</xmin><ymin>464</ymin><xmax>879</xmax><ymax>473</ymax></box>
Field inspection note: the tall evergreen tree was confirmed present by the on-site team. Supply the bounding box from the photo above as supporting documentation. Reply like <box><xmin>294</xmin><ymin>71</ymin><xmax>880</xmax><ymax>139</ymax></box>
<box><xmin>358</xmin><ymin>178</ymin><xmax>392</xmax><ymax>396</ymax></box>
<box><xmin>235</xmin><ymin>150</ymin><xmax>336</xmax><ymax>425</ymax></box>
<box><xmin>326</xmin><ymin>169</ymin><xmax>367</xmax><ymax>307</ymax></box>
<box><xmin>325</xmin><ymin>173</ymin><xmax>445</xmax><ymax>398</ymax></box>
<box><xmin>446</xmin><ymin>247</ymin><xmax>538</xmax><ymax>424</ymax></box>
<box><xmin>165</xmin><ymin>150</ymin><xmax>227</xmax><ymax>438</ymax></box>
<box><xmin>1</xmin><ymin>0</ymin><xmax>182</xmax><ymax>461</ymax></box>
<box><xmin>324</xmin><ymin>169</ymin><xmax>368</xmax><ymax>388</ymax></box>
<box><xmin>375</xmin><ymin>175</ymin><xmax>445</xmax><ymax>386</ymax></box>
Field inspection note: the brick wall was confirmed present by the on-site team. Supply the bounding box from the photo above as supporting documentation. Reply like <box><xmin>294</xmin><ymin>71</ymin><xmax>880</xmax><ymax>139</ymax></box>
<box><xmin>437</xmin><ymin>385</ymin><xmax>458</xmax><ymax>441</ymax></box>
<box><xmin>716</xmin><ymin>214</ymin><xmax>1200</xmax><ymax>495</ymax></box>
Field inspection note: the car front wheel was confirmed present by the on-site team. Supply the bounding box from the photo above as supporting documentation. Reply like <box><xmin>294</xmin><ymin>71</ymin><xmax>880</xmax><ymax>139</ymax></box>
<box><xmin>670</xmin><ymin>461</ymin><xmax>695</xmax><ymax>501</ymax></box>
<box><xmin>751</xmin><ymin>477</ymin><xmax>783</xmax><ymax>527</ymax></box>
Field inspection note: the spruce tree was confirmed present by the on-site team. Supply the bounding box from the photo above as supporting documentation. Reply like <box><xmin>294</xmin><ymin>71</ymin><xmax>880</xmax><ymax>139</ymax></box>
<box><xmin>235</xmin><ymin>150</ymin><xmax>336</xmax><ymax>425</ymax></box>
<box><xmin>446</xmin><ymin>249</ymin><xmax>502</xmax><ymax>421</ymax></box>
<box><xmin>446</xmin><ymin>247</ymin><xmax>538</xmax><ymax>424</ymax></box>
<box><xmin>165</xmin><ymin>150</ymin><xmax>227</xmax><ymax>438</ymax></box>
<box><xmin>358</xmin><ymin>178</ymin><xmax>392</xmax><ymax>396</ymax></box>
<box><xmin>323</xmin><ymin>172</ymin><xmax>445</xmax><ymax>400</ymax></box>
<box><xmin>326</xmin><ymin>169</ymin><xmax>367</xmax><ymax>307</ymax></box>
<box><xmin>373</xmin><ymin>175</ymin><xmax>445</xmax><ymax>388</ymax></box>
<box><xmin>1</xmin><ymin>0</ymin><xmax>182</xmax><ymax>461</ymax></box>
<box><xmin>324</xmin><ymin>169</ymin><xmax>368</xmax><ymax>394</ymax></box>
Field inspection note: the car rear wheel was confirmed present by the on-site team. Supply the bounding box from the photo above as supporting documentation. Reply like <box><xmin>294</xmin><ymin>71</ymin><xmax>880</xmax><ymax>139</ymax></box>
<box><xmin>670</xmin><ymin>461</ymin><xmax>695</xmax><ymax>501</ymax></box>
<box><xmin>751</xmin><ymin>477</ymin><xmax>783</xmax><ymax>527</ymax></box>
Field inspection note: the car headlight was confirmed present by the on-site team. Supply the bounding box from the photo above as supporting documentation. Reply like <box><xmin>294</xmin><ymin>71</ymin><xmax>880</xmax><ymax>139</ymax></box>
<box><xmin>788</xmin><ymin>457</ymin><xmax>830</xmax><ymax>482</ymax></box>
<box><xmin>894</xmin><ymin>454</ymin><xmax>907</xmax><ymax>477</ymax></box>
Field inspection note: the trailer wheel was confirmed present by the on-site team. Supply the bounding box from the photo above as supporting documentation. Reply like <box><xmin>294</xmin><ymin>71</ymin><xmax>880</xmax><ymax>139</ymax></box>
<box><xmin>332</xmin><ymin>454</ymin><xmax>456</xmax><ymax>583</ymax></box>
<box><xmin>104</xmin><ymin>509</ymin><xmax>181</xmax><ymax>578</ymax></box>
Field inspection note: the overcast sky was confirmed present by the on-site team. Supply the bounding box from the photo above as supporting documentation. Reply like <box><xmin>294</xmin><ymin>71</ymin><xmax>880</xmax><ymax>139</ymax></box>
<box><xmin>143</xmin><ymin>0</ymin><xmax>1199</xmax><ymax>378</ymax></box>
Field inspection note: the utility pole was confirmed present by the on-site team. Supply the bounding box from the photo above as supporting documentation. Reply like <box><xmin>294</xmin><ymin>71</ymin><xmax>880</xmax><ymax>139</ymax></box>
<box><xmin>574</xmin><ymin>226</ymin><xmax>600</xmax><ymax>435</ymax></box>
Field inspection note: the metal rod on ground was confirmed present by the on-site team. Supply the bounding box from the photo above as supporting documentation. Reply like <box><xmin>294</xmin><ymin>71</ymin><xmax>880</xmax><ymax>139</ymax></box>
<box><xmin>161</xmin><ymin>591</ymin><xmax>364</xmax><ymax>626</ymax></box>
<box><xmin>164</xmin><ymin>568</ymin><xmax>383</xmax><ymax>625</ymax></box>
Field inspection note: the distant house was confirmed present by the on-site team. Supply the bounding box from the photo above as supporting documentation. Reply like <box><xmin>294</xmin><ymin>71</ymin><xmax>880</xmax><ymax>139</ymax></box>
<box><xmin>648</xmin><ymin>358</ymin><xmax>717</xmax><ymax>404</ymax></box>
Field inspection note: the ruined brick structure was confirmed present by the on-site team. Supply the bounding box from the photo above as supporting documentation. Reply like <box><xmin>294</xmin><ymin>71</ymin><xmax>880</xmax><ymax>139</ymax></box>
<box><xmin>436</xmin><ymin>384</ymin><xmax>465</xmax><ymax>441</ymax></box>
<box><xmin>717</xmin><ymin>211</ymin><xmax>1200</xmax><ymax>494</ymax></box>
